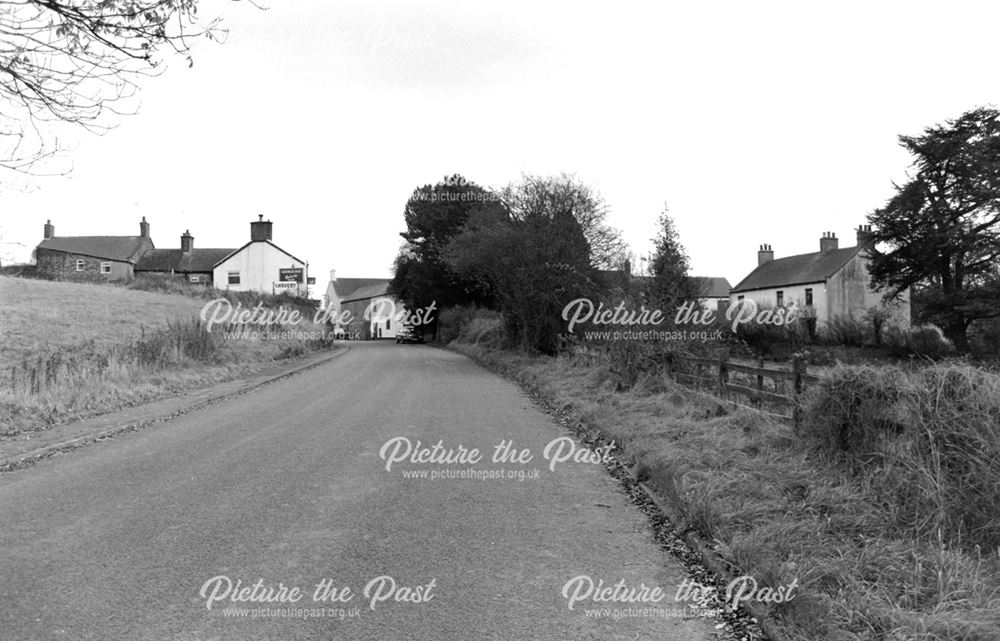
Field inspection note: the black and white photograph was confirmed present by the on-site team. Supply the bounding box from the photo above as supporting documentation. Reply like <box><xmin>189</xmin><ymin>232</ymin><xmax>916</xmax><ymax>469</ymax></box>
<box><xmin>1</xmin><ymin>1</ymin><xmax>999</xmax><ymax>640</ymax></box>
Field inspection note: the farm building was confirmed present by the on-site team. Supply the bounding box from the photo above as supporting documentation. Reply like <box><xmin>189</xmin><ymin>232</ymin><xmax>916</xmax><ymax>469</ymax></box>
<box><xmin>595</xmin><ymin>267</ymin><xmax>732</xmax><ymax>313</ymax></box>
<box><xmin>135</xmin><ymin>230</ymin><xmax>234</xmax><ymax>285</ymax></box>
<box><xmin>322</xmin><ymin>271</ymin><xmax>407</xmax><ymax>340</ymax></box>
<box><xmin>35</xmin><ymin>218</ymin><xmax>154</xmax><ymax>281</ymax></box>
<box><xmin>730</xmin><ymin>225</ymin><xmax>910</xmax><ymax>327</ymax></box>
<box><xmin>690</xmin><ymin>276</ymin><xmax>732</xmax><ymax>312</ymax></box>
<box><xmin>36</xmin><ymin>215</ymin><xmax>310</xmax><ymax>296</ymax></box>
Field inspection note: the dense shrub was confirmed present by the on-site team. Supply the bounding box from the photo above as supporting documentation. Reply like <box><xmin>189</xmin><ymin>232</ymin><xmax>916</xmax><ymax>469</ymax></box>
<box><xmin>802</xmin><ymin>365</ymin><xmax>911</xmax><ymax>456</ymax></box>
<box><xmin>735</xmin><ymin>318</ymin><xmax>806</xmax><ymax>359</ymax></box>
<box><xmin>438</xmin><ymin>305</ymin><xmax>505</xmax><ymax>347</ymax></box>
<box><xmin>457</xmin><ymin>310</ymin><xmax>504</xmax><ymax>347</ymax></box>
<box><xmin>863</xmin><ymin>306</ymin><xmax>893</xmax><ymax>346</ymax></box>
<box><xmin>821</xmin><ymin>314</ymin><xmax>869</xmax><ymax>347</ymax></box>
<box><xmin>969</xmin><ymin>317</ymin><xmax>1000</xmax><ymax>355</ymax></box>
<box><xmin>804</xmin><ymin>364</ymin><xmax>1000</xmax><ymax>549</ymax></box>
<box><xmin>884</xmin><ymin>324</ymin><xmax>956</xmax><ymax>359</ymax></box>
<box><xmin>602</xmin><ymin>340</ymin><xmax>672</xmax><ymax>391</ymax></box>
<box><xmin>436</xmin><ymin>306</ymin><xmax>478</xmax><ymax>344</ymax></box>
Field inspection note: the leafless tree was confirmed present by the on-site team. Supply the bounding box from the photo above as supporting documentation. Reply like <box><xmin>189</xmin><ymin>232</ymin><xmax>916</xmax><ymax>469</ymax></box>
<box><xmin>498</xmin><ymin>173</ymin><xmax>629</xmax><ymax>270</ymax></box>
<box><xmin>0</xmin><ymin>0</ymin><xmax>246</xmax><ymax>180</ymax></box>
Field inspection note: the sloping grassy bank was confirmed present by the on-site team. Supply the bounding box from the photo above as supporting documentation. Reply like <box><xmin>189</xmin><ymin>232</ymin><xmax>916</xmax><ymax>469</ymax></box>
<box><xmin>451</xmin><ymin>341</ymin><xmax>1000</xmax><ymax>641</ymax></box>
<box><xmin>1</xmin><ymin>276</ymin><xmax>334</xmax><ymax>435</ymax></box>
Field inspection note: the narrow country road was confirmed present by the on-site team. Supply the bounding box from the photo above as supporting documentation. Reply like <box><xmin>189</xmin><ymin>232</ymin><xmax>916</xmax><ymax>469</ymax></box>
<box><xmin>0</xmin><ymin>343</ymin><xmax>715</xmax><ymax>640</ymax></box>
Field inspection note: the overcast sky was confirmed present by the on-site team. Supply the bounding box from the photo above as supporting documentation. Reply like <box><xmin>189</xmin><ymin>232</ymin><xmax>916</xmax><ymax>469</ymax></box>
<box><xmin>2</xmin><ymin>0</ymin><xmax>998</xmax><ymax>294</ymax></box>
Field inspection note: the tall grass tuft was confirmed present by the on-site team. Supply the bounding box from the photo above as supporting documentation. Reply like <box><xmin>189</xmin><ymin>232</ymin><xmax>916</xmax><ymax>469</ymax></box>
<box><xmin>802</xmin><ymin>365</ymin><xmax>911</xmax><ymax>457</ymax></box>
<box><xmin>804</xmin><ymin>364</ymin><xmax>1000</xmax><ymax>549</ymax></box>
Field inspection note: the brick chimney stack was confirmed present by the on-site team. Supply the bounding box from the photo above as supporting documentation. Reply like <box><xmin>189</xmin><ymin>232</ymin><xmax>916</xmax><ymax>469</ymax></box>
<box><xmin>758</xmin><ymin>243</ymin><xmax>774</xmax><ymax>266</ymax></box>
<box><xmin>856</xmin><ymin>224</ymin><xmax>874</xmax><ymax>248</ymax></box>
<box><xmin>44</xmin><ymin>220</ymin><xmax>54</xmax><ymax>239</ymax></box>
<box><xmin>820</xmin><ymin>231</ymin><xmax>839</xmax><ymax>253</ymax></box>
<box><xmin>181</xmin><ymin>230</ymin><xmax>193</xmax><ymax>253</ymax></box>
<box><xmin>250</xmin><ymin>214</ymin><xmax>273</xmax><ymax>242</ymax></box>
<box><xmin>139</xmin><ymin>216</ymin><xmax>150</xmax><ymax>239</ymax></box>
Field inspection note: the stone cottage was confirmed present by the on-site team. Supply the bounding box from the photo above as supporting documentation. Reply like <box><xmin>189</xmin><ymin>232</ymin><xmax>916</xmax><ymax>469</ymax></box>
<box><xmin>35</xmin><ymin>218</ymin><xmax>154</xmax><ymax>281</ymax></box>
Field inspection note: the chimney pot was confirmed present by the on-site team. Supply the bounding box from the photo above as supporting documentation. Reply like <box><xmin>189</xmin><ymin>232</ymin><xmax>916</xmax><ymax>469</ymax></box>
<box><xmin>820</xmin><ymin>231</ymin><xmax>839</xmax><ymax>252</ymax></box>
<box><xmin>856</xmin><ymin>223</ymin><xmax>875</xmax><ymax>249</ymax></box>
<box><xmin>250</xmin><ymin>216</ymin><xmax>273</xmax><ymax>242</ymax></box>
<box><xmin>758</xmin><ymin>243</ymin><xmax>775</xmax><ymax>266</ymax></box>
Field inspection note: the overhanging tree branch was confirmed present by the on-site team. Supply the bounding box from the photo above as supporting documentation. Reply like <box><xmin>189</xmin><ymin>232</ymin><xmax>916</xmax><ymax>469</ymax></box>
<box><xmin>0</xmin><ymin>0</ymin><xmax>247</xmax><ymax>179</ymax></box>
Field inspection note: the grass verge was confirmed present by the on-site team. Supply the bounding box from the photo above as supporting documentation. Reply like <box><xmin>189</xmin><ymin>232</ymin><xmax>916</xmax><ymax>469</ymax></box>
<box><xmin>451</xmin><ymin>341</ymin><xmax>1000</xmax><ymax>641</ymax></box>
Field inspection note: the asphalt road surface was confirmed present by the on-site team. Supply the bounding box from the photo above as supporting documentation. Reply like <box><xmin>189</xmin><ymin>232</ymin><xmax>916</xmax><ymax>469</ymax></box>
<box><xmin>1</xmin><ymin>342</ymin><xmax>715</xmax><ymax>641</ymax></box>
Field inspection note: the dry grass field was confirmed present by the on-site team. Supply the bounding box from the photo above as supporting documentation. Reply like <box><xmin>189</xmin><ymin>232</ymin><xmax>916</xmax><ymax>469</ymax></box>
<box><xmin>0</xmin><ymin>276</ymin><xmax>332</xmax><ymax>435</ymax></box>
<box><xmin>1</xmin><ymin>276</ymin><xmax>208</xmax><ymax>368</ymax></box>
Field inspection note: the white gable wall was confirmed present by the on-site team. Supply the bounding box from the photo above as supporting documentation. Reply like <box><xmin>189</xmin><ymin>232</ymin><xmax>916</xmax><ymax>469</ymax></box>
<box><xmin>367</xmin><ymin>295</ymin><xmax>406</xmax><ymax>339</ymax></box>
<box><xmin>213</xmin><ymin>241</ymin><xmax>305</xmax><ymax>295</ymax></box>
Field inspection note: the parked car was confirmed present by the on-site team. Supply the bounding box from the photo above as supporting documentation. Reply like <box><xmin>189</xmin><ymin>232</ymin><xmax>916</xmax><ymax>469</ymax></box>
<box><xmin>396</xmin><ymin>325</ymin><xmax>424</xmax><ymax>344</ymax></box>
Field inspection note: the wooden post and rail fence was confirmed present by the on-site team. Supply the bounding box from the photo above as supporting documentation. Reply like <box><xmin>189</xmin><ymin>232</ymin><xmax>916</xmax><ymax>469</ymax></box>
<box><xmin>567</xmin><ymin>344</ymin><xmax>820</xmax><ymax>428</ymax></box>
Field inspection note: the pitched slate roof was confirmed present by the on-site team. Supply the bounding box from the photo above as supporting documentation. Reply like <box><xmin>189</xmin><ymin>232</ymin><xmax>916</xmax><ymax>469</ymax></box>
<box><xmin>332</xmin><ymin>278</ymin><xmax>391</xmax><ymax>302</ymax></box>
<box><xmin>36</xmin><ymin>236</ymin><xmax>150</xmax><ymax>263</ymax></box>
<box><xmin>135</xmin><ymin>248</ymin><xmax>236</xmax><ymax>273</ymax></box>
<box><xmin>690</xmin><ymin>276</ymin><xmax>732</xmax><ymax>298</ymax></box>
<box><xmin>731</xmin><ymin>247</ymin><xmax>859</xmax><ymax>293</ymax></box>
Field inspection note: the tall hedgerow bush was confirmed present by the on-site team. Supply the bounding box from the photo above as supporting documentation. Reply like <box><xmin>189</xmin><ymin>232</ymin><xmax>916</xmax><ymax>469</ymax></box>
<box><xmin>803</xmin><ymin>364</ymin><xmax>1000</xmax><ymax>548</ymax></box>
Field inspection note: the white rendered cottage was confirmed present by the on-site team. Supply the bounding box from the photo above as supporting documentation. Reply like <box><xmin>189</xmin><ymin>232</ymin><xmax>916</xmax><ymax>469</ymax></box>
<box><xmin>730</xmin><ymin>225</ymin><xmax>910</xmax><ymax>328</ymax></box>
<box><xmin>213</xmin><ymin>216</ymin><xmax>307</xmax><ymax>295</ymax></box>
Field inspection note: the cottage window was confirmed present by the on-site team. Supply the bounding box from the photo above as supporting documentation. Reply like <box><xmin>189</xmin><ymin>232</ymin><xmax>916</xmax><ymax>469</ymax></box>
<box><xmin>228</xmin><ymin>271</ymin><xmax>240</xmax><ymax>285</ymax></box>
<box><xmin>776</xmin><ymin>291</ymin><xmax>784</xmax><ymax>307</ymax></box>
<box><xmin>737</xmin><ymin>295</ymin><xmax>744</xmax><ymax>302</ymax></box>
<box><xmin>100</xmin><ymin>262</ymin><xmax>111</xmax><ymax>274</ymax></box>
<box><xmin>190</xmin><ymin>275</ymin><xmax>201</xmax><ymax>283</ymax></box>
<box><xmin>75</xmin><ymin>259</ymin><xmax>84</xmax><ymax>271</ymax></box>
<box><xmin>386</xmin><ymin>318</ymin><xmax>391</xmax><ymax>330</ymax></box>
<box><xmin>805</xmin><ymin>288</ymin><xmax>813</xmax><ymax>306</ymax></box>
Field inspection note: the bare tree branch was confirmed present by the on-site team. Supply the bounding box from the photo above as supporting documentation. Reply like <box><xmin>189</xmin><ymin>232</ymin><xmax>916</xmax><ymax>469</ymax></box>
<box><xmin>0</xmin><ymin>0</ymin><xmax>247</xmax><ymax>181</ymax></box>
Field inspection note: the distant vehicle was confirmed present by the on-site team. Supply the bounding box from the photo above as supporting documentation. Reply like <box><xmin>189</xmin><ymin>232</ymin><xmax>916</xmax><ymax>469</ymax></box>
<box><xmin>396</xmin><ymin>325</ymin><xmax>424</xmax><ymax>344</ymax></box>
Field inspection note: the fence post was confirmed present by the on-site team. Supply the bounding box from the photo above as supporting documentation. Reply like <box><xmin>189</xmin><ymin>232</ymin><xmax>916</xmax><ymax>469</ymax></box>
<box><xmin>792</xmin><ymin>356</ymin><xmax>805</xmax><ymax>431</ymax></box>
<box><xmin>717</xmin><ymin>349</ymin><xmax>729</xmax><ymax>398</ymax></box>
<box><xmin>755</xmin><ymin>357</ymin><xmax>764</xmax><ymax>407</ymax></box>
